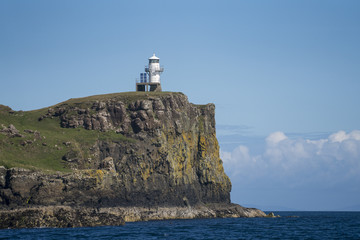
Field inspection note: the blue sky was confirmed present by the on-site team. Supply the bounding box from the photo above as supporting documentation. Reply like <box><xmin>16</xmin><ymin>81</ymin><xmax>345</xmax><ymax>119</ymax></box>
<box><xmin>1</xmin><ymin>0</ymin><xmax>360</xmax><ymax>211</ymax></box>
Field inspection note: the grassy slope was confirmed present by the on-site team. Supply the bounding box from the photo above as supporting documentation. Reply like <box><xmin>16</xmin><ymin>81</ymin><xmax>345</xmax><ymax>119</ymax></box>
<box><xmin>0</xmin><ymin>91</ymin><xmax>172</xmax><ymax>172</ymax></box>
<box><xmin>0</xmin><ymin>107</ymin><xmax>70</xmax><ymax>172</ymax></box>
<box><xmin>55</xmin><ymin>91</ymin><xmax>180</xmax><ymax>107</ymax></box>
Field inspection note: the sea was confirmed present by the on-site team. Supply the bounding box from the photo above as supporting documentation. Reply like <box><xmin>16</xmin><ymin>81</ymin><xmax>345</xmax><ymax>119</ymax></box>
<box><xmin>0</xmin><ymin>211</ymin><xmax>359</xmax><ymax>239</ymax></box>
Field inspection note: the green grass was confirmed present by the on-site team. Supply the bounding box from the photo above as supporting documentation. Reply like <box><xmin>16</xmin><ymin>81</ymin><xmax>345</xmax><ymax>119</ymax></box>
<box><xmin>50</xmin><ymin>91</ymin><xmax>183</xmax><ymax>109</ymax></box>
<box><xmin>0</xmin><ymin>110</ymin><xmax>68</xmax><ymax>172</ymax></box>
<box><xmin>0</xmin><ymin>112</ymin><xmax>134</xmax><ymax>172</ymax></box>
<box><xmin>0</xmin><ymin>94</ymin><xmax>137</xmax><ymax>172</ymax></box>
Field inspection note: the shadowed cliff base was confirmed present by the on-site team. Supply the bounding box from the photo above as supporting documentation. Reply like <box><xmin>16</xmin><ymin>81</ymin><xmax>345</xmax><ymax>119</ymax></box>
<box><xmin>0</xmin><ymin>92</ymin><xmax>265</xmax><ymax>228</ymax></box>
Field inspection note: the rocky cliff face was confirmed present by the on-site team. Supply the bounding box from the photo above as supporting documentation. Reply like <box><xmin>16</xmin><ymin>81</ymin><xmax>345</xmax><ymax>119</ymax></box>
<box><xmin>0</xmin><ymin>92</ymin><xmax>264</xmax><ymax>228</ymax></box>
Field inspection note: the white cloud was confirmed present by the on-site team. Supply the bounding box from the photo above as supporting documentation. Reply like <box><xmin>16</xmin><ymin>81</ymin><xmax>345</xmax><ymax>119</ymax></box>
<box><xmin>221</xmin><ymin>130</ymin><xmax>360</xmax><ymax>186</ymax></box>
<box><xmin>329</xmin><ymin>130</ymin><xmax>348</xmax><ymax>143</ymax></box>
<box><xmin>265</xmin><ymin>131</ymin><xmax>288</xmax><ymax>145</ymax></box>
<box><xmin>328</xmin><ymin>130</ymin><xmax>360</xmax><ymax>143</ymax></box>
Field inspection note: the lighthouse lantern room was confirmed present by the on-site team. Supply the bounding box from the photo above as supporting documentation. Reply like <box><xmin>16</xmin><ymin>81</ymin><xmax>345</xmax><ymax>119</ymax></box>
<box><xmin>136</xmin><ymin>53</ymin><xmax>164</xmax><ymax>92</ymax></box>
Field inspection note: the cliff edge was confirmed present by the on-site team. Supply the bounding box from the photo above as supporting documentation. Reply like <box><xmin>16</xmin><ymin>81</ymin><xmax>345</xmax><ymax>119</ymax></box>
<box><xmin>0</xmin><ymin>92</ymin><xmax>265</xmax><ymax>228</ymax></box>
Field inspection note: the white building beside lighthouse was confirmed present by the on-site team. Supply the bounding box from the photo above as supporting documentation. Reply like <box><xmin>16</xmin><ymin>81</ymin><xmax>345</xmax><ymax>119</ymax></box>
<box><xmin>136</xmin><ymin>53</ymin><xmax>164</xmax><ymax>92</ymax></box>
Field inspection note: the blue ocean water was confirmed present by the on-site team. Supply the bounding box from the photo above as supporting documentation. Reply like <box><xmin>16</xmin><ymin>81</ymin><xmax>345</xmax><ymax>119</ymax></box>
<box><xmin>0</xmin><ymin>211</ymin><xmax>359</xmax><ymax>239</ymax></box>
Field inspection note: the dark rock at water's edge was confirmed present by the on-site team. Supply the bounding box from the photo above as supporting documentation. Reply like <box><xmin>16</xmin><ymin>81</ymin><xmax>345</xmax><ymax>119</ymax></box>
<box><xmin>0</xmin><ymin>206</ymin><xmax>124</xmax><ymax>229</ymax></box>
<box><xmin>0</xmin><ymin>92</ymin><xmax>266</xmax><ymax>228</ymax></box>
<box><xmin>0</xmin><ymin>204</ymin><xmax>265</xmax><ymax>229</ymax></box>
<box><xmin>265</xmin><ymin>212</ymin><xmax>281</xmax><ymax>218</ymax></box>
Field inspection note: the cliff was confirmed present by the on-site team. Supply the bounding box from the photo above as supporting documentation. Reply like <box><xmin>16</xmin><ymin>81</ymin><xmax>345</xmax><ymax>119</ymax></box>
<box><xmin>0</xmin><ymin>92</ymin><xmax>265</xmax><ymax>228</ymax></box>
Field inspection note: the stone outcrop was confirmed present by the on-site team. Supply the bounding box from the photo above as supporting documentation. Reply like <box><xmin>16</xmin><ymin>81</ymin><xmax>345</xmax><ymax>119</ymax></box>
<box><xmin>0</xmin><ymin>92</ymin><xmax>265</xmax><ymax>228</ymax></box>
<box><xmin>0</xmin><ymin>124</ymin><xmax>24</xmax><ymax>138</ymax></box>
<box><xmin>0</xmin><ymin>206</ymin><xmax>124</xmax><ymax>228</ymax></box>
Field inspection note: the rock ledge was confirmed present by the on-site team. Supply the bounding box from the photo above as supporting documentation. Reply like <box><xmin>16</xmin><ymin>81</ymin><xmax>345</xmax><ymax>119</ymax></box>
<box><xmin>0</xmin><ymin>204</ymin><xmax>265</xmax><ymax>229</ymax></box>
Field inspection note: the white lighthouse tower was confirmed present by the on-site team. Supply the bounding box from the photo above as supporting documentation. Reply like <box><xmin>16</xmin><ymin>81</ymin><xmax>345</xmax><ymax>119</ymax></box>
<box><xmin>136</xmin><ymin>53</ymin><xmax>164</xmax><ymax>92</ymax></box>
<box><xmin>146</xmin><ymin>53</ymin><xmax>163</xmax><ymax>83</ymax></box>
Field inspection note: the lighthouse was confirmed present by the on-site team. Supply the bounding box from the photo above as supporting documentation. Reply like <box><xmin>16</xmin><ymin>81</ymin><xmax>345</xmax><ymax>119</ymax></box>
<box><xmin>136</xmin><ymin>53</ymin><xmax>164</xmax><ymax>92</ymax></box>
